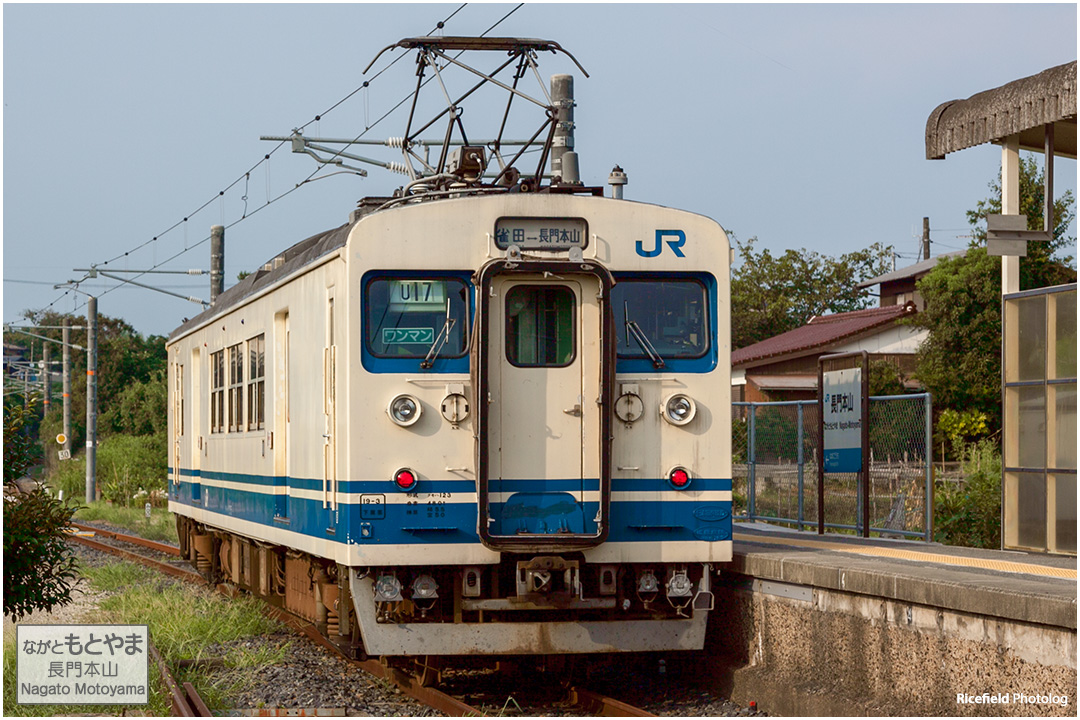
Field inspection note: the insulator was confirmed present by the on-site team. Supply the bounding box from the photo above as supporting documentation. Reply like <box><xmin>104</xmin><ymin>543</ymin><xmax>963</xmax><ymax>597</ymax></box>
<box><xmin>387</xmin><ymin>162</ymin><xmax>411</xmax><ymax>176</ymax></box>
<box><xmin>187</xmin><ymin>269</ymin><xmax>205</xmax><ymax>276</ymax></box>
<box><xmin>385</xmin><ymin>137</ymin><xmax>405</xmax><ymax>148</ymax></box>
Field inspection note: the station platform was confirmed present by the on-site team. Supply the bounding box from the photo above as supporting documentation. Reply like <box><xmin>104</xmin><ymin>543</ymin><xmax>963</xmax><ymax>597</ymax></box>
<box><xmin>712</xmin><ymin>522</ymin><xmax>1076</xmax><ymax>716</ymax></box>
<box><xmin>728</xmin><ymin>521</ymin><xmax>1076</xmax><ymax>629</ymax></box>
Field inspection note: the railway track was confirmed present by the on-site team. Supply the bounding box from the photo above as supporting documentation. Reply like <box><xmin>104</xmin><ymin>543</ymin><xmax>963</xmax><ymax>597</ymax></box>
<box><xmin>66</xmin><ymin>522</ymin><xmax>655</xmax><ymax>717</ymax></box>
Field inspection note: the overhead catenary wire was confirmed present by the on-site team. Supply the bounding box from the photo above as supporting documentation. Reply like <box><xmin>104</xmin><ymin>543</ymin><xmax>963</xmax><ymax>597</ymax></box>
<box><xmin>37</xmin><ymin>4</ymin><xmax>477</xmax><ymax>318</ymax></box>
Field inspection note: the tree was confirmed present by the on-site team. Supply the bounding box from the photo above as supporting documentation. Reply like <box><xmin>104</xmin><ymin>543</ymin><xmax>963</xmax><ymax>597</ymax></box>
<box><xmin>4</xmin><ymin>398</ymin><xmax>81</xmax><ymax>621</ymax></box>
<box><xmin>907</xmin><ymin>249</ymin><xmax>1002</xmax><ymax>436</ymax></box>
<box><xmin>966</xmin><ymin>154</ymin><xmax>1077</xmax><ymax>290</ymax></box>
<box><xmin>731</xmin><ymin>236</ymin><xmax>894</xmax><ymax>349</ymax></box>
<box><xmin>907</xmin><ymin>156</ymin><xmax>1077</xmax><ymax>444</ymax></box>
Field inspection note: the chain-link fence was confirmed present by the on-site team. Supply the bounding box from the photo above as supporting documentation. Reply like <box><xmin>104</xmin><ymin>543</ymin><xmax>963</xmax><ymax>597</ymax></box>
<box><xmin>732</xmin><ymin>394</ymin><xmax>933</xmax><ymax>540</ymax></box>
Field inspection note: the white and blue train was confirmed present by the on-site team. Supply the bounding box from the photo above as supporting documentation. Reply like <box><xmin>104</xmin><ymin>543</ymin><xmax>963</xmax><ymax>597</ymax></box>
<box><xmin>167</xmin><ymin>36</ymin><xmax>731</xmax><ymax>661</ymax></box>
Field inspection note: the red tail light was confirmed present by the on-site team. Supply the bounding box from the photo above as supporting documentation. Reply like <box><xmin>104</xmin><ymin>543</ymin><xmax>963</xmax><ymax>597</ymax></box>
<box><xmin>394</xmin><ymin>468</ymin><xmax>417</xmax><ymax>491</ymax></box>
<box><xmin>668</xmin><ymin>467</ymin><xmax>691</xmax><ymax>490</ymax></box>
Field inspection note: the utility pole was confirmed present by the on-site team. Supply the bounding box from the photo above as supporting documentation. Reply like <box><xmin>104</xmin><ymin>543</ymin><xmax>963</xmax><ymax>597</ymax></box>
<box><xmin>211</xmin><ymin>225</ymin><xmax>225</xmax><ymax>304</ymax></box>
<box><xmin>922</xmin><ymin>217</ymin><xmax>931</xmax><ymax>262</ymax></box>
<box><xmin>42</xmin><ymin>344</ymin><xmax>51</xmax><ymax>413</ymax></box>
<box><xmin>550</xmin><ymin>75</ymin><xmax>579</xmax><ymax>184</ymax></box>
<box><xmin>86</xmin><ymin>296</ymin><xmax>98</xmax><ymax>503</ymax></box>
<box><xmin>62</xmin><ymin>318</ymin><xmax>72</xmax><ymax>457</ymax></box>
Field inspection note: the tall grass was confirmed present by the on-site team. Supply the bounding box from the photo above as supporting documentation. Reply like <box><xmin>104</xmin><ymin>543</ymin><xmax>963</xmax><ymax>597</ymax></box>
<box><xmin>74</xmin><ymin>502</ymin><xmax>179</xmax><ymax>544</ymax></box>
<box><xmin>4</xmin><ymin>559</ymin><xmax>286</xmax><ymax>716</ymax></box>
<box><xmin>933</xmin><ymin>439</ymin><xmax>1002</xmax><ymax>548</ymax></box>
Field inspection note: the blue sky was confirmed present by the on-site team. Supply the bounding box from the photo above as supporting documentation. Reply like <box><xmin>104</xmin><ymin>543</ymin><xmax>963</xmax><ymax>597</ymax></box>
<box><xmin>4</xmin><ymin>3</ymin><xmax>1077</xmax><ymax>336</ymax></box>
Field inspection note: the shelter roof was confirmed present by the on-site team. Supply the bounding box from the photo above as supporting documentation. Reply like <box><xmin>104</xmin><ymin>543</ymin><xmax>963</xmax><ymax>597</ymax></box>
<box><xmin>926</xmin><ymin>61</ymin><xmax>1077</xmax><ymax>160</ymax></box>
<box><xmin>732</xmin><ymin>304</ymin><xmax>916</xmax><ymax>368</ymax></box>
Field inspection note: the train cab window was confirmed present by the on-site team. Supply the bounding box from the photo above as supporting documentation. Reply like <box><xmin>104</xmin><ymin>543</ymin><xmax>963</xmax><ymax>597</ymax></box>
<box><xmin>506</xmin><ymin>285</ymin><xmax>576</xmax><ymax>367</ymax></box>
<box><xmin>365</xmin><ymin>277</ymin><xmax>469</xmax><ymax>360</ymax></box>
<box><xmin>612</xmin><ymin>278</ymin><xmax>708</xmax><ymax>359</ymax></box>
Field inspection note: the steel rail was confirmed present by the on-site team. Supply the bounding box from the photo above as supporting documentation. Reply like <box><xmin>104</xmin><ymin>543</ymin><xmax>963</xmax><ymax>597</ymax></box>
<box><xmin>66</xmin><ymin>533</ymin><xmax>202</xmax><ymax>584</ymax></box>
<box><xmin>569</xmin><ymin>687</ymin><xmax>657</xmax><ymax>717</ymax></box>
<box><xmin>70</xmin><ymin>522</ymin><xmax>181</xmax><ymax>556</ymax></box>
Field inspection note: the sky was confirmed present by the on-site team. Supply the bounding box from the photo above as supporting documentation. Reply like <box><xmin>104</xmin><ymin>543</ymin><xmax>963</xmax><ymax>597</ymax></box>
<box><xmin>3</xmin><ymin>2</ymin><xmax>1077</xmax><ymax>337</ymax></box>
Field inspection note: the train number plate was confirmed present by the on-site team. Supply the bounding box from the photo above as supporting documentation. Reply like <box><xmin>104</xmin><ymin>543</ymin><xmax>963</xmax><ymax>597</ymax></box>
<box><xmin>360</xmin><ymin>494</ymin><xmax>386</xmax><ymax>520</ymax></box>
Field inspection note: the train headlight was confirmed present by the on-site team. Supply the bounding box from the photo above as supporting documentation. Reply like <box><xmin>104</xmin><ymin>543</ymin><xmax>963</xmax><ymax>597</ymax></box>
<box><xmin>667</xmin><ymin>466</ymin><xmax>692</xmax><ymax>490</ymax></box>
<box><xmin>636</xmin><ymin>569</ymin><xmax>659</xmax><ymax>594</ymax></box>
<box><xmin>388</xmin><ymin>394</ymin><xmax>422</xmax><ymax>427</ymax></box>
<box><xmin>666</xmin><ymin>569</ymin><xmax>694</xmax><ymax>598</ymax></box>
<box><xmin>661</xmin><ymin>393</ymin><xmax>696</xmax><ymax>426</ymax></box>
<box><xmin>374</xmin><ymin>574</ymin><xmax>403</xmax><ymax>602</ymax></box>
<box><xmin>393</xmin><ymin>467</ymin><xmax>418</xmax><ymax>492</ymax></box>
<box><xmin>411</xmin><ymin>574</ymin><xmax>439</xmax><ymax>600</ymax></box>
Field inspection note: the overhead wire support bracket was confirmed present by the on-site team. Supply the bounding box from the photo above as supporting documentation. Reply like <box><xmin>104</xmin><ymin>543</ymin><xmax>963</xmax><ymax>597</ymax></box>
<box><xmin>84</xmin><ymin>269</ymin><xmax>209</xmax><ymax>308</ymax></box>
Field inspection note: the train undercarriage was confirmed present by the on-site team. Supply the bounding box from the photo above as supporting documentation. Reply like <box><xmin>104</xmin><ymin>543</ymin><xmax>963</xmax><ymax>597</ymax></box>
<box><xmin>176</xmin><ymin>515</ymin><xmax>715</xmax><ymax>665</ymax></box>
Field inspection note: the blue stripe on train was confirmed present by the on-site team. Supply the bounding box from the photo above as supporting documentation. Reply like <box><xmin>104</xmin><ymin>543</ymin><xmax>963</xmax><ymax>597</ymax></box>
<box><xmin>170</xmin><ymin>472</ymin><xmax>732</xmax><ymax>546</ymax></box>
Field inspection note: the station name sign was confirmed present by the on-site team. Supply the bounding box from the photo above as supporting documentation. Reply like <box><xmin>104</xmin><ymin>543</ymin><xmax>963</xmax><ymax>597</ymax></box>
<box><xmin>822</xmin><ymin>366</ymin><xmax>863</xmax><ymax>473</ymax></box>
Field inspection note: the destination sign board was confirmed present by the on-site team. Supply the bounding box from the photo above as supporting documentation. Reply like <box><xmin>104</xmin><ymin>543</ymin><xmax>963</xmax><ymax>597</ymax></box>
<box><xmin>494</xmin><ymin>217</ymin><xmax>588</xmax><ymax>250</ymax></box>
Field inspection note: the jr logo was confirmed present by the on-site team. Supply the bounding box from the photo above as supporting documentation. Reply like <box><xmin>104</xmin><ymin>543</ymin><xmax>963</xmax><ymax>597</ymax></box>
<box><xmin>636</xmin><ymin>230</ymin><xmax>686</xmax><ymax>258</ymax></box>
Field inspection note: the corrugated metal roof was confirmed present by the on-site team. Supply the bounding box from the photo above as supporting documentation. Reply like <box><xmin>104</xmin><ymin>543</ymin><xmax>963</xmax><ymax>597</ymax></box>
<box><xmin>856</xmin><ymin>250</ymin><xmax>964</xmax><ymax>289</ymax></box>
<box><xmin>746</xmin><ymin>374</ymin><xmax>817</xmax><ymax>391</ymax></box>
<box><xmin>926</xmin><ymin>61</ymin><xmax>1077</xmax><ymax>160</ymax></box>
<box><xmin>732</xmin><ymin>303</ymin><xmax>916</xmax><ymax>368</ymax></box>
<box><xmin>168</xmin><ymin>223</ymin><xmax>352</xmax><ymax>342</ymax></box>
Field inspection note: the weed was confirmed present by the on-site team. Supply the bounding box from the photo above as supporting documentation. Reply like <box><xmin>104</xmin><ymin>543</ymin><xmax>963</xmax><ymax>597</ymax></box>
<box><xmin>74</xmin><ymin>502</ymin><xmax>179</xmax><ymax>544</ymax></box>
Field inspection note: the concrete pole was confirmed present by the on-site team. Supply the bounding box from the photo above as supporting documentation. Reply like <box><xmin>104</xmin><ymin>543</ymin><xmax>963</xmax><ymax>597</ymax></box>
<box><xmin>211</xmin><ymin>225</ymin><xmax>225</xmax><ymax>304</ymax></box>
<box><xmin>86</xmin><ymin>296</ymin><xmax>98</xmax><ymax>504</ymax></box>
<box><xmin>550</xmin><ymin>74</ymin><xmax>578</xmax><ymax>184</ymax></box>
<box><xmin>63</xmin><ymin>319</ymin><xmax>72</xmax><ymax>456</ymax></box>
<box><xmin>922</xmin><ymin>217</ymin><xmax>931</xmax><ymax>262</ymax></box>
<box><xmin>42</xmin><ymin>343</ymin><xmax>51</xmax><ymax>414</ymax></box>
<box><xmin>1001</xmin><ymin>135</ymin><xmax>1021</xmax><ymax>294</ymax></box>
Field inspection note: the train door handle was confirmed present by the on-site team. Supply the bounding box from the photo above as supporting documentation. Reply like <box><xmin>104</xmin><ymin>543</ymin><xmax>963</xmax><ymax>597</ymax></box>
<box><xmin>563</xmin><ymin>404</ymin><xmax>582</xmax><ymax>417</ymax></box>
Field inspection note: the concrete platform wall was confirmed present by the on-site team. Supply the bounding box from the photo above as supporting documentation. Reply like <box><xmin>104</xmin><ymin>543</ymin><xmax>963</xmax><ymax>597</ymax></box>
<box><xmin>707</xmin><ymin>574</ymin><xmax>1077</xmax><ymax>717</ymax></box>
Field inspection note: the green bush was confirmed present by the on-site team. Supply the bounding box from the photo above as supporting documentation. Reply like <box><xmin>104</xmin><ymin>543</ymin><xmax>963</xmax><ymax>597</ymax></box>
<box><xmin>48</xmin><ymin>453</ymin><xmax>89</xmax><ymax>502</ymax></box>
<box><xmin>98</xmin><ymin>434</ymin><xmax>167</xmax><ymax>507</ymax></box>
<box><xmin>933</xmin><ymin>439</ymin><xmax>1001</xmax><ymax>548</ymax></box>
<box><xmin>45</xmin><ymin>433</ymin><xmax>167</xmax><ymax>506</ymax></box>
<box><xmin>3</xmin><ymin>485</ymin><xmax>82</xmax><ymax>621</ymax></box>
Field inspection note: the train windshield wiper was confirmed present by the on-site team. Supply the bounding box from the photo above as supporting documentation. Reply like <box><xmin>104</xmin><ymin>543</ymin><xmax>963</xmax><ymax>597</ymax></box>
<box><xmin>420</xmin><ymin>299</ymin><xmax>456</xmax><ymax>370</ymax></box>
<box><xmin>624</xmin><ymin>301</ymin><xmax>664</xmax><ymax>369</ymax></box>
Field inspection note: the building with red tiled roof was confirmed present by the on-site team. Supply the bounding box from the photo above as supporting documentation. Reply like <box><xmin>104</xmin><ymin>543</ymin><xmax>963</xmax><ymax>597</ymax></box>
<box><xmin>732</xmin><ymin>303</ymin><xmax>924</xmax><ymax>402</ymax></box>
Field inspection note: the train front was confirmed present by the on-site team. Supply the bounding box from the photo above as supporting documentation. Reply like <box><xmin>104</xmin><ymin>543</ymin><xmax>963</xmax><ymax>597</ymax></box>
<box><xmin>344</xmin><ymin>191</ymin><xmax>732</xmax><ymax>656</ymax></box>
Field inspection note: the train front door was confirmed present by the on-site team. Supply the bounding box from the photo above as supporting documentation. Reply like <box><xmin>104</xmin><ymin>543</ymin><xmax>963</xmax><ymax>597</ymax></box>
<box><xmin>480</xmin><ymin>269</ymin><xmax>611</xmax><ymax>548</ymax></box>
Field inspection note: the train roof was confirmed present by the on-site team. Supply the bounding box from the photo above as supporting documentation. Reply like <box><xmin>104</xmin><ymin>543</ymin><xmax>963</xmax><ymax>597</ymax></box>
<box><xmin>168</xmin><ymin>222</ymin><xmax>352</xmax><ymax>342</ymax></box>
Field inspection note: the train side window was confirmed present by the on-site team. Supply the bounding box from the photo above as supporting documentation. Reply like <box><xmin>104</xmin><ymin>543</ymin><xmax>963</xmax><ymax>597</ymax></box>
<box><xmin>227</xmin><ymin>343</ymin><xmax>244</xmax><ymax>432</ymax></box>
<box><xmin>505</xmin><ymin>285</ymin><xmax>576</xmax><ymax>367</ymax></box>
<box><xmin>247</xmin><ymin>334</ymin><xmax>265</xmax><ymax>431</ymax></box>
<box><xmin>365</xmin><ymin>277</ymin><xmax>469</xmax><ymax>360</ymax></box>
<box><xmin>210</xmin><ymin>350</ymin><xmax>225</xmax><ymax>434</ymax></box>
<box><xmin>612</xmin><ymin>278</ymin><xmax>709</xmax><ymax>359</ymax></box>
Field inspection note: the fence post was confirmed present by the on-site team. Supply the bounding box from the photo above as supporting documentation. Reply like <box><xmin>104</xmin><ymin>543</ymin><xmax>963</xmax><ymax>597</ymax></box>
<box><xmin>797</xmin><ymin>401</ymin><xmax>805</xmax><ymax>529</ymax></box>
<box><xmin>748</xmin><ymin>404</ymin><xmax>756</xmax><ymax>521</ymax></box>
<box><xmin>924</xmin><ymin>392</ymin><xmax>933</xmax><ymax>542</ymax></box>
